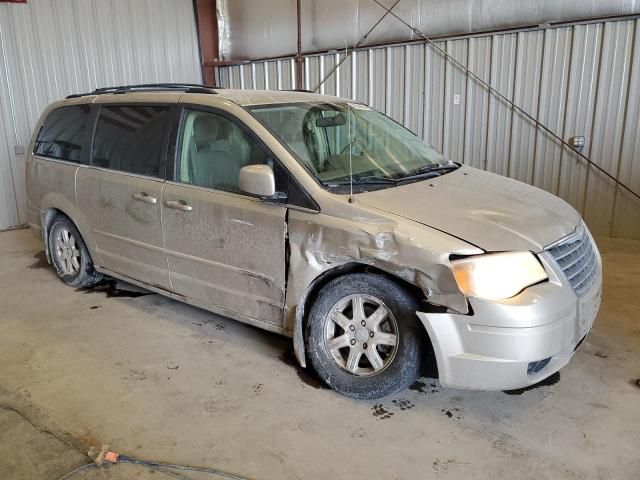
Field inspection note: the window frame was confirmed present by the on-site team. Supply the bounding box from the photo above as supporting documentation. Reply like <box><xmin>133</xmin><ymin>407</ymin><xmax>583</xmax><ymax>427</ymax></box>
<box><xmin>32</xmin><ymin>104</ymin><xmax>94</xmax><ymax>165</ymax></box>
<box><xmin>169</xmin><ymin>104</ymin><xmax>319</xmax><ymax>212</ymax></box>
<box><xmin>88</xmin><ymin>102</ymin><xmax>177</xmax><ymax>180</ymax></box>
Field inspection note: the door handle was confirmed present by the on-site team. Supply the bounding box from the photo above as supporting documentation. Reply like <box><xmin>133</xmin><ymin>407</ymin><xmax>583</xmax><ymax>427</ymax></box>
<box><xmin>132</xmin><ymin>192</ymin><xmax>157</xmax><ymax>204</ymax></box>
<box><xmin>165</xmin><ymin>199</ymin><xmax>193</xmax><ymax>212</ymax></box>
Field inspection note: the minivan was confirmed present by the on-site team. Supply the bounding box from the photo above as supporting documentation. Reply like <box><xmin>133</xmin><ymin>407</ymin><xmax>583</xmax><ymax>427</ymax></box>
<box><xmin>26</xmin><ymin>84</ymin><xmax>602</xmax><ymax>399</ymax></box>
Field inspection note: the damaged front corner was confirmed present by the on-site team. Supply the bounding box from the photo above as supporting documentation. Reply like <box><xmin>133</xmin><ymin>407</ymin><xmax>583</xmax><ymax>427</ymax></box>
<box><xmin>426</xmin><ymin>291</ymin><xmax>469</xmax><ymax>314</ymax></box>
<box><xmin>415</xmin><ymin>268</ymin><xmax>469</xmax><ymax>315</ymax></box>
<box><xmin>283</xmin><ymin>209</ymin><xmax>479</xmax><ymax>368</ymax></box>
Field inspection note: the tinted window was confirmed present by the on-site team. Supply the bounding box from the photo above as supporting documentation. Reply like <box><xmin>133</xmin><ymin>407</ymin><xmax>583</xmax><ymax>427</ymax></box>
<box><xmin>34</xmin><ymin>105</ymin><xmax>91</xmax><ymax>162</ymax></box>
<box><xmin>93</xmin><ymin>105</ymin><xmax>169</xmax><ymax>177</ymax></box>
<box><xmin>176</xmin><ymin>109</ymin><xmax>287</xmax><ymax>196</ymax></box>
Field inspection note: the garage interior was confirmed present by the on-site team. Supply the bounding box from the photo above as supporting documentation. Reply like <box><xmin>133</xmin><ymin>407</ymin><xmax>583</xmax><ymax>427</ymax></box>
<box><xmin>1</xmin><ymin>1</ymin><xmax>639</xmax><ymax>479</ymax></box>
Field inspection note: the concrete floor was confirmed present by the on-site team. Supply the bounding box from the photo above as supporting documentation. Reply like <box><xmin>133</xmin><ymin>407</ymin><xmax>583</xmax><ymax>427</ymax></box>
<box><xmin>0</xmin><ymin>228</ymin><xmax>638</xmax><ymax>480</ymax></box>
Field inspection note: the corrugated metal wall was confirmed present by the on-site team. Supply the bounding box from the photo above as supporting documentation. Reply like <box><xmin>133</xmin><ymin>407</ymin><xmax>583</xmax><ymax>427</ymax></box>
<box><xmin>218</xmin><ymin>17</ymin><xmax>640</xmax><ymax>240</ymax></box>
<box><xmin>0</xmin><ymin>0</ymin><xmax>202</xmax><ymax>230</ymax></box>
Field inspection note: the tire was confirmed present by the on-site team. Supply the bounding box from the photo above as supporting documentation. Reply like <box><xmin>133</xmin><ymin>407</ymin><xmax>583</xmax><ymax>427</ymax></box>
<box><xmin>305</xmin><ymin>273</ymin><xmax>424</xmax><ymax>399</ymax></box>
<box><xmin>48</xmin><ymin>215</ymin><xmax>103</xmax><ymax>288</ymax></box>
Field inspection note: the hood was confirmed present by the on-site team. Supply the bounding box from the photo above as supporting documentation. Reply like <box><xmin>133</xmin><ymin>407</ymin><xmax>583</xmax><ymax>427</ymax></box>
<box><xmin>357</xmin><ymin>166</ymin><xmax>580</xmax><ymax>252</ymax></box>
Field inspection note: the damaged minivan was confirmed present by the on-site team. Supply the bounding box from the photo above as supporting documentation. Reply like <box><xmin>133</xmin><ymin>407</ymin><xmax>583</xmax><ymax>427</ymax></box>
<box><xmin>26</xmin><ymin>84</ymin><xmax>602</xmax><ymax>399</ymax></box>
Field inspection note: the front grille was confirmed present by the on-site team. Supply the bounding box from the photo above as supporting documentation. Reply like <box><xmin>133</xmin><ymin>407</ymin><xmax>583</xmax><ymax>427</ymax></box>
<box><xmin>547</xmin><ymin>223</ymin><xmax>598</xmax><ymax>297</ymax></box>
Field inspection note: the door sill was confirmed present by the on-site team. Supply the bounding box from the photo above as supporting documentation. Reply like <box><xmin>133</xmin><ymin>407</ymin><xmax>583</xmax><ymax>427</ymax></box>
<box><xmin>95</xmin><ymin>267</ymin><xmax>292</xmax><ymax>337</ymax></box>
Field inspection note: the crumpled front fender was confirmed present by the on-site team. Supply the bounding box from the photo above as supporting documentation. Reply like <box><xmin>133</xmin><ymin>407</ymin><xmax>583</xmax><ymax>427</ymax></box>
<box><xmin>285</xmin><ymin>207</ymin><xmax>481</xmax><ymax>367</ymax></box>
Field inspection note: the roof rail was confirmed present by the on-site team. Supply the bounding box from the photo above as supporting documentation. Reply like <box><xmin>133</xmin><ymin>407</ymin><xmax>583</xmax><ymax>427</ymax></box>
<box><xmin>66</xmin><ymin>83</ymin><xmax>223</xmax><ymax>99</ymax></box>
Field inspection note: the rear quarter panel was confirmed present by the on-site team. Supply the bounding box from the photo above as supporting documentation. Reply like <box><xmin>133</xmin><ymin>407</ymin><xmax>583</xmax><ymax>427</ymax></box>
<box><xmin>27</xmin><ymin>159</ymin><xmax>102</xmax><ymax>265</ymax></box>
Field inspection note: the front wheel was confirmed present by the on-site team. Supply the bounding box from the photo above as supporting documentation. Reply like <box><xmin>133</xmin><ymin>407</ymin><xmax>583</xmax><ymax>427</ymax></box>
<box><xmin>305</xmin><ymin>273</ymin><xmax>424</xmax><ymax>399</ymax></box>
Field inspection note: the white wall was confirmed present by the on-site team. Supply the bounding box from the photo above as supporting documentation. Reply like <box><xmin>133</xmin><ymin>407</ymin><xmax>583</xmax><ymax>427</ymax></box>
<box><xmin>0</xmin><ymin>0</ymin><xmax>202</xmax><ymax>230</ymax></box>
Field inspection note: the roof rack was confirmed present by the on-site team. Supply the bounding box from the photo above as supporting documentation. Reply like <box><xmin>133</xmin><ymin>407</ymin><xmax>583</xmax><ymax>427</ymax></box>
<box><xmin>66</xmin><ymin>83</ymin><xmax>223</xmax><ymax>99</ymax></box>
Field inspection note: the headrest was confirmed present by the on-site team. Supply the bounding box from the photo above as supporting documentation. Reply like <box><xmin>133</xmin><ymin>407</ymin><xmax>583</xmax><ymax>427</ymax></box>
<box><xmin>193</xmin><ymin>115</ymin><xmax>219</xmax><ymax>143</ymax></box>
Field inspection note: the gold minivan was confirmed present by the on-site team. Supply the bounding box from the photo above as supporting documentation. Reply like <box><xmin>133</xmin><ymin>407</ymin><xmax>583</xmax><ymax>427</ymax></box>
<box><xmin>26</xmin><ymin>84</ymin><xmax>602</xmax><ymax>399</ymax></box>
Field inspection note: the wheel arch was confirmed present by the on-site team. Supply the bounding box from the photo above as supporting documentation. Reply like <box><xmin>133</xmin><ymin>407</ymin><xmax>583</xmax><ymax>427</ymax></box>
<box><xmin>40</xmin><ymin>198</ymin><xmax>99</xmax><ymax>266</ymax></box>
<box><xmin>293</xmin><ymin>262</ymin><xmax>439</xmax><ymax>377</ymax></box>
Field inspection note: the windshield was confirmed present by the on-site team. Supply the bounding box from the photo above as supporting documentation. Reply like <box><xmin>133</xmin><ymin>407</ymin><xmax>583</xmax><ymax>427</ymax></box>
<box><xmin>249</xmin><ymin>102</ymin><xmax>455</xmax><ymax>191</ymax></box>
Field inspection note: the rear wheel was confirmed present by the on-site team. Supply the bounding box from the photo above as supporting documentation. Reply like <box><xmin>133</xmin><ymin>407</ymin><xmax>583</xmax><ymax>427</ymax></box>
<box><xmin>48</xmin><ymin>216</ymin><xmax>102</xmax><ymax>288</ymax></box>
<box><xmin>305</xmin><ymin>273</ymin><xmax>424</xmax><ymax>399</ymax></box>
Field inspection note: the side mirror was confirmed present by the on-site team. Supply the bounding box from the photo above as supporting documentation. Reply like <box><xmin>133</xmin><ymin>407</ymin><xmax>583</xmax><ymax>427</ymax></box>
<box><xmin>239</xmin><ymin>164</ymin><xmax>275</xmax><ymax>197</ymax></box>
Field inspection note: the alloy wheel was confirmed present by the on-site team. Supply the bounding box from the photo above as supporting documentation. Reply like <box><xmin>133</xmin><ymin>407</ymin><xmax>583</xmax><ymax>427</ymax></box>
<box><xmin>324</xmin><ymin>294</ymin><xmax>399</xmax><ymax>376</ymax></box>
<box><xmin>54</xmin><ymin>227</ymin><xmax>81</xmax><ymax>276</ymax></box>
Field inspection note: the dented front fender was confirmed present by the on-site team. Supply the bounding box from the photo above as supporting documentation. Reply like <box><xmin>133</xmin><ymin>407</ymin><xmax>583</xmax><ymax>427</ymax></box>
<box><xmin>285</xmin><ymin>203</ymin><xmax>482</xmax><ymax>367</ymax></box>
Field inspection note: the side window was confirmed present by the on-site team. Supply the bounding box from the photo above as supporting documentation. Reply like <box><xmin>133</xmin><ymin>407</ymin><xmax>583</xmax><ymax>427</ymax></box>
<box><xmin>33</xmin><ymin>105</ymin><xmax>91</xmax><ymax>163</ymax></box>
<box><xmin>177</xmin><ymin>109</ymin><xmax>286</xmax><ymax>195</ymax></box>
<box><xmin>92</xmin><ymin>105</ymin><xmax>169</xmax><ymax>177</ymax></box>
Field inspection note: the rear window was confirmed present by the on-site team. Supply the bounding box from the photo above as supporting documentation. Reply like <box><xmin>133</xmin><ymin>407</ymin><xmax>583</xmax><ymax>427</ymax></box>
<box><xmin>33</xmin><ymin>105</ymin><xmax>91</xmax><ymax>162</ymax></box>
<box><xmin>92</xmin><ymin>105</ymin><xmax>169</xmax><ymax>178</ymax></box>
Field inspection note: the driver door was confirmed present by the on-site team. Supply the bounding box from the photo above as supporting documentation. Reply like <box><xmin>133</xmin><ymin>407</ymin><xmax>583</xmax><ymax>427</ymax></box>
<box><xmin>161</xmin><ymin>107</ymin><xmax>288</xmax><ymax>328</ymax></box>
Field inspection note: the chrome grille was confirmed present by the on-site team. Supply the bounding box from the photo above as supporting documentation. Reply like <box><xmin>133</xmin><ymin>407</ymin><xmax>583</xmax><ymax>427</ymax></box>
<box><xmin>547</xmin><ymin>223</ymin><xmax>598</xmax><ymax>297</ymax></box>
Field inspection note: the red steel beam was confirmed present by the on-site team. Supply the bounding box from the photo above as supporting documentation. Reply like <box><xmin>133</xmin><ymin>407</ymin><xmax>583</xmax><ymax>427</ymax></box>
<box><xmin>193</xmin><ymin>0</ymin><xmax>219</xmax><ymax>86</ymax></box>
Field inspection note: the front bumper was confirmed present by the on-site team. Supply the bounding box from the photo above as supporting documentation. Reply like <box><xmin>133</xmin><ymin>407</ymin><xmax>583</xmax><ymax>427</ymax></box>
<box><xmin>417</xmin><ymin>249</ymin><xmax>602</xmax><ymax>391</ymax></box>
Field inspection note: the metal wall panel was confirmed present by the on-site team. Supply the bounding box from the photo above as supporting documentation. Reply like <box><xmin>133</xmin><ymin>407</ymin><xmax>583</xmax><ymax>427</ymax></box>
<box><xmin>368</xmin><ymin>48</ymin><xmax>386</xmax><ymax>113</ymax></box>
<box><xmin>385</xmin><ymin>47</ymin><xmax>405</xmax><ymax>124</ymax></box>
<box><xmin>485</xmin><ymin>33</ymin><xmax>517</xmax><ymax>177</ymax></box>
<box><xmin>335</xmin><ymin>53</ymin><xmax>351</xmax><ymax>99</ymax></box>
<box><xmin>403</xmin><ymin>44</ymin><xmax>425</xmax><ymax>137</ymax></box>
<box><xmin>352</xmin><ymin>50</ymin><xmax>369</xmax><ymax>104</ymax></box>
<box><xmin>584</xmin><ymin>20</ymin><xmax>635</xmax><ymax>235</ymax></box>
<box><xmin>218</xmin><ymin>17</ymin><xmax>640</xmax><ymax>240</ymax></box>
<box><xmin>557</xmin><ymin>23</ymin><xmax>602</xmax><ymax>214</ymax></box>
<box><xmin>422</xmin><ymin>41</ymin><xmax>446</xmax><ymax>151</ymax></box>
<box><xmin>463</xmin><ymin>36</ymin><xmax>491</xmax><ymax>170</ymax></box>
<box><xmin>613</xmin><ymin>20</ymin><xmax>640</xmax><ymax>239</ymax></box>
<box><xmin>442</xmin><ymin>39</ymin><xmax>468</xmax><ymax>162</ymax></box>
<box><xmin>509</xmin><ymin>30</ymin><xmax>544</xmax><ymax>184</ymax></box>
<box><xmin>533</xmin><ymin>27</ymin><xmax>572</xmax><ymax>194</ymax></box>
<box><xmin>0</xmin><ymin>0</ymin><xmax>201</xmax><ymax>230</ymax></box>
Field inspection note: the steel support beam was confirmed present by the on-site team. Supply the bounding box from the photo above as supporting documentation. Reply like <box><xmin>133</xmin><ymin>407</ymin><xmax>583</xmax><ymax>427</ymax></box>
<box><xmin>193</xmin><ymin>0</ymin><xmax>219</xmax><ymax>86</ymax></box>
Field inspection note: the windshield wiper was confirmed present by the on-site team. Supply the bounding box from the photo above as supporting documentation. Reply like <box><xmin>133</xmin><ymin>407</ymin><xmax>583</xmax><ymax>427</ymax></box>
<box><xmin>324</xmin><ymin>164</ymin><xmax>459</xmax><ymax>188</ymax></box>
<box><xmin>397</xmin><ymin>163</ymin><xmax>460</xmax><ymax>183</ymax></box>
<box><xmin>324</xmin><ymin>176</ymin><xmax>397</xmax><ymax>187</ymax></box>
<box><xmin>413</xmin><ymin>163</ymin><xmax>460</xmax><ymax>175</ymax></box>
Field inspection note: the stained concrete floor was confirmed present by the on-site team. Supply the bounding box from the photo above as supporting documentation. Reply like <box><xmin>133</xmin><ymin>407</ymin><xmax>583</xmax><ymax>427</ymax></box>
<box><xmin>0</xmin><ymin>227</ymin><xmax>638</xmax><ymax>480</ymax></box>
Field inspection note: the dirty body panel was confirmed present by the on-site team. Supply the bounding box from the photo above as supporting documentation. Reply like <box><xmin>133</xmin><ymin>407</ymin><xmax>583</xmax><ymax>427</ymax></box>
<box><xmin>162</xmin><ymin>183</ymin><xmax>287</xmax><ymax>327</ymax></box>
<box><xmin>358</xmin><ymin>166</ymin><xmax>581</xmax><ymax>253</ymax></box>
<box><xmin>76</xmin><ymin>167</ymin><xmax>170</xmax><ymax>289</ymax></box>
<box><xmin>27</xmin><ymin>159</ymin><xmax>79</xmax><ymax>246</ymax></box>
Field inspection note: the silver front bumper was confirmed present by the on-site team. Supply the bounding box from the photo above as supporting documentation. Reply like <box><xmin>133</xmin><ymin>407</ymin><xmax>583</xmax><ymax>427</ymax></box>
<box><xmin>417</xmin><ymin>242</ymin><xmax>602</xmax><ymax>391</ymax></box>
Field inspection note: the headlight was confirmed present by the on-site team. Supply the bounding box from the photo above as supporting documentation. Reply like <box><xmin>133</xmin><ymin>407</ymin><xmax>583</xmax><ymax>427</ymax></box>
<box><xmin>451</xmin><ymin>251</ymin><xmax>548</xmax><ymax>301</ymax></box>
